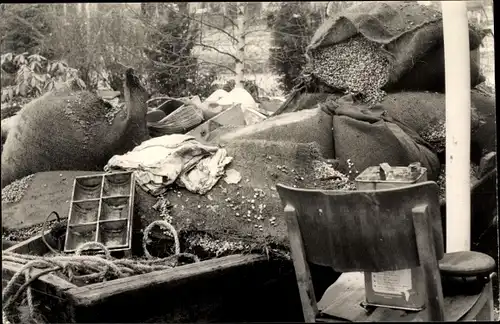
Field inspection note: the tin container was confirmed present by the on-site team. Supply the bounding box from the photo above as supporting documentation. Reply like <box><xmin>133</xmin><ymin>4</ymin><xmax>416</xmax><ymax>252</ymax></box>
<box><xmin>355</xmin><ymin>163</ymin><xmax>427</xmax><ymax>311</ymax></box>
<box><xmin>64</xmin><ymin>171</ymin><xmax>135</xmax><ymax>253</ymax></box>
<box><xmin>354</xmin><ymin>162</ymin><xmax>427</xmax><ymax>191</ymax></box>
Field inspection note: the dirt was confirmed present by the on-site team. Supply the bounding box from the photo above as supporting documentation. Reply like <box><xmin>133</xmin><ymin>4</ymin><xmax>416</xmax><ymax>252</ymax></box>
<box><xmin>132</xmin><ymin>139</ymin><xmax>359</xmax><ymax>255</ymax></box>
<box><xmin>1</xmin><ymin>171</ymin><xmax>103</xmax><ymax>230</ymax></box>
<box><xmin>2</xmin><ymin>139</ymin><xmax>355</xmax><ymax>257</ymax></box>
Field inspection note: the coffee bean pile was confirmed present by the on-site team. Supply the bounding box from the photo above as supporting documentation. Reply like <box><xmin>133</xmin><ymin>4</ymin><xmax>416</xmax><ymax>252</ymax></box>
<box><xmin>1</xmin><ymin>174</ymin><xmax>34</xmax><ymax>204</ymax></box>
<box><xmin>420</xmin><ymin>120</ymin><xmax>446</xmax><ymax>153</ymax></box>
<box><xmin>311</xmin><ymin>35</ymin><xmax>391</xmax><ymax>106</ymax></box>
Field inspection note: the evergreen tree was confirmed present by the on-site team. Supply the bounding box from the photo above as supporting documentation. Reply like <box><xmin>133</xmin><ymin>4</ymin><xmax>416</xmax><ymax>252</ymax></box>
<box><xmin>268</xmin><ymin>3</ymin><xmax>322</xmax><ymax>93</ymax></box>
<box><xmin>143</xmin><ymin>3</ymin><xmax>199</xmax><ymax>97</ymax></box>
<box><xmin>0</xmin><ymin>4</ymin><xmax>52</xmax><ymax>57</ymax></box>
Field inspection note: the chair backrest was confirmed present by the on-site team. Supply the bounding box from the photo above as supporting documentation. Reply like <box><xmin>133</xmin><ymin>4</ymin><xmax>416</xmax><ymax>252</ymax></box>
<box><xmin>276</xmin><ymin>181</ymin><xmax>446</xmax><ymax>322</ymax></box>
<box><xmin>276</xmin><ymin>181</ymin><xmax>444</xmax><ymax>272</ymax></box>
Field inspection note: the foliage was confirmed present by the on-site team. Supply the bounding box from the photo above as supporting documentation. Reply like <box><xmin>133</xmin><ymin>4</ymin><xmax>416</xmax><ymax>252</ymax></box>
<box><xmin>0</xmin><ymin>4</ymin><xmax>53</xmax><ymax>57</ymax></box>
<box><xmin>268</xmin><ymin>2</ymin><xmax>322</xmax><ymax>93</ymax></box>
<box><xmin>143</xmin><ymin>3</ymin><xmax>202</xmax><ymax>97</ymax></box>
<box><xmin>44</xmin><ymin>4</ymin><xmax>148</xmax><ymax>93</ymax></box>
<box><xmin>193</xmin><ymin>68</ymin><xmax>220</xmax><ymax>100</ymax></box>
<box><xmin>1</xmin><ymin>52</ymin><xmax>86</xmax><ymax>103</ymax></box>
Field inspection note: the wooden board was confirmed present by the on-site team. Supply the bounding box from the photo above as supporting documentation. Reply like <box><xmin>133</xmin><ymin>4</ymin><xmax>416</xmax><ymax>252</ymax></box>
<box><xmin>68</xmin><ymin>254</ymin><xmax>266</xmax><ymax>306</ymax></box>
<box><xmin>2</xmin><ymin>233</ymin><xmax>270</xmax><ymax>322</ymax></box>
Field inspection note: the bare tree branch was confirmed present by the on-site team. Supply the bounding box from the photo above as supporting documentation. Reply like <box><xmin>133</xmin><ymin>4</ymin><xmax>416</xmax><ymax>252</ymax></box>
<box><xmin>222</xmin><ymin>14</ymin><xmax>237</xmax><ymax>28</ymax></box>
<box><xmin>162</xmin><ymin>5</ymin><xmax>238</xmax><ymax>43</ymax></box>
<box><xmin>198</xmin><ymin>59</ymin><xmax>236</xmax><ymax>74</ymax></box>
<box><xmin>195</xmin><ymin>42</ymin><xmax>240</xmax><ymax>63</ymax></box>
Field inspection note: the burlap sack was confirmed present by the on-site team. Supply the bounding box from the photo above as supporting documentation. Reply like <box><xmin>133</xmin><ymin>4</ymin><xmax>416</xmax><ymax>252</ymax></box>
<box><xmin>320</xmin><ymin>96</ymin><xmax>441</xmax><ymax>180</ymax></box>
<box><xmin>308</xmin><ymin>1</ymin><xmax>486</xmax><ymax>92</ymax></box>
<box><xmin>1</xmin><ymin>69</ymin><xmax>150</xmax><ymax>188</ymax></box>
<box><xmin>380</xmin><ymin>91</ymin><xmax>495</xmax><ymax>165</ymax></box>
<box><xmin>280</xmin><ymin>90</ymin><xmax>495</xmax><ymax>166</ymax></box>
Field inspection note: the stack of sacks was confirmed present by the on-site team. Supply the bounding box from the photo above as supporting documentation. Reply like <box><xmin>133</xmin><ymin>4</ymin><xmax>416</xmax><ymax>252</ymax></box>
<box><xmin>269</xmin><ymin>1</ymin><xmax>494</xmax><ymax>183</ymax></box>
<box><xmin>307</xmin><ymin>1</ymin><xmax>486</xmax><ymax>104</ymax></box>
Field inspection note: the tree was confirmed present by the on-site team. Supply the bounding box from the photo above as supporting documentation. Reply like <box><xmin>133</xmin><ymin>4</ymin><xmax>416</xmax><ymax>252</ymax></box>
<box><xmin>268</xmin><ymin>2</ymin><xmax>322</xmax><ymax>92</ymax></box>
<box><xmin>168</xmin><ymin>2</ymin><xmax>269</xmax><ymax>90</ymax></box>
<box><xmin>142</xmin><ymin>3</ymin><xmax>200</xmax><ymax>97</ymax></box>
<box><xmin>0</xmin><ymin>4</ymin><xmax>53</xmax><ymax>57</ymax></box>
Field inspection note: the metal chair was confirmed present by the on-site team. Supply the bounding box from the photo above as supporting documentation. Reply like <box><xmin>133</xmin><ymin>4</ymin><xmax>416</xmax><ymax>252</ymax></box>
<box><xmin>276</xmin><ymin>181</ymin><xmax>496</xmax><ymax>322</ymax></box>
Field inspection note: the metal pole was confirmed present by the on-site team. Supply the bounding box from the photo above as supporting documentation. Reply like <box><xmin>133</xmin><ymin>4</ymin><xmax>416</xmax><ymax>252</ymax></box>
<box><xmin>441</xmin><ymin>1</ymin><xmax>471</xmax><ymax>252</ymax></box>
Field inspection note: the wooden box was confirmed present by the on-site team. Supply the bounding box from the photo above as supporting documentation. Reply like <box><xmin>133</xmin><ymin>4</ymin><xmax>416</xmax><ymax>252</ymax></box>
<box><xmin>2</xmin><ymin>234</ymin><xmax>282</xmax><ymax>323</ymax></box>
<box><xmin>65</xmin><ymin>172</ymin><xmax>135</xmax><ymax>253</ymax></box>
<box><xmin>355</xmin><ymin>163</ymin><xmax>428</xmax><ymax>311</ymax></box>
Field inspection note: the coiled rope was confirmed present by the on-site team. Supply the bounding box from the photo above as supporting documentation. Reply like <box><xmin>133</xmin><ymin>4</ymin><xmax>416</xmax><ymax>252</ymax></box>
<box><xmin>2</xmin><ymin>216</ymin><xmax>199</xmax><ymax>324</ymax></box>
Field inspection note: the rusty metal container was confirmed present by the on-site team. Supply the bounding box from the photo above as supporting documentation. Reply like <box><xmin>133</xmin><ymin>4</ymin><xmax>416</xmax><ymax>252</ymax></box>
<box><xmin>355</xmin><ymin>163</ymin><xmax>428</xmax><ymax>311</ymax></box>
<box><xmin>64</xmin><ymin>171</ymin><xmax>135</xmax><ymax>253</ymax></box>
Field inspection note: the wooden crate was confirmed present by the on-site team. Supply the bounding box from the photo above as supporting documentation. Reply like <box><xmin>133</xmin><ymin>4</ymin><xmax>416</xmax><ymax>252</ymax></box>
<box><xmin>3</xmin><ymin>233</ymin><xmax>288</xmax><ymax>323</ymax></box>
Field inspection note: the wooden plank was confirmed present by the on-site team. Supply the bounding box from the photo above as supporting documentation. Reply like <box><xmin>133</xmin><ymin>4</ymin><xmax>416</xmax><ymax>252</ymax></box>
<box><xmin>4</xmin><ymin>231</ymin><xmax>52</xmax><ymax>255</ymax></box>
<box><xmin>319</xmin><ymin>272</ymin><xmax>365</xmax><ymax>321</ymax></box>
<box><xmin>460</xmin><ymin>279</ymin><xmax>494</xmax><ymax>321</ymax></box>
<box><xmin>412</xmin><ymin>204</ymin><xmax>445</xmax><ymax>321</ymax></box>
<box><xmin>67</xmin><ymin>254</ymin><xmax>266</xmax><ymax>306</ymax></box>
<box><xmin>187</xmin><ymin>104</ymin><xmax>245</xmax><ymax>143</ymax></box>
<box><xmin>284</xmin><ymin>204</ymin><xmax>318</xmax><ymax>322</ymax></box>
<box><xmin>2</xmin><ymin>261</ymin><xmax>76</xmax><ymax>291</ymax></box>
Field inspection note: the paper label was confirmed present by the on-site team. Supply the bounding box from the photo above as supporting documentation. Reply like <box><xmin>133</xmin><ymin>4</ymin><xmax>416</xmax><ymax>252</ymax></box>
<box><xmin>371</xmin><ymin>269</ymin><xmax>412</xmax><ymax>295</ymax></box>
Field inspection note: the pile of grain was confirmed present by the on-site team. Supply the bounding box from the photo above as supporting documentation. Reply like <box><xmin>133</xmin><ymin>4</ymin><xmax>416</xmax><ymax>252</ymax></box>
<box><xmin>420</xmin><ymin>120</ymin><xmax>446</xmax><ymax>153</ymax></box>
<box><xmin>2</xmin><ymin>219</ymin><xmax>58</xmax><ymax>242</ymax></box>
<box><xmin>311</xmin><ymin>35</ymin><xmax>391</xmax><ymax>106</ymax></box>
<box><xmin>1</xmin><ymin>174</ymin><xmax>34</xmax><ymax>204</ymax></box>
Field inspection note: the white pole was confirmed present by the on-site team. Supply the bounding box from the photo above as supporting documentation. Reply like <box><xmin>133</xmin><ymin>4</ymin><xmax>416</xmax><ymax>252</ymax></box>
<box><xmin>441</xmin><ymin>1</ymin><xmax>471</xmax><ymax>252</ymax></box>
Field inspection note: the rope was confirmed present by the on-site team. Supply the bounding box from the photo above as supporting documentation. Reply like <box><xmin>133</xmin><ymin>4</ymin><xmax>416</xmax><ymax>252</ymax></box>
<box><xmin>41</xmin><ymin>211</ymin><xmax>61</xmax><ymax>255</ymax></box>
<box><xmin>142</xmin><ymin>220</ymin><xmax>180</xmax><ymax>258</ymax></box>
<box><xmin>2</xmin><ymin>217</ymin><xmax>200</xmax><ymax>324</ymax></box>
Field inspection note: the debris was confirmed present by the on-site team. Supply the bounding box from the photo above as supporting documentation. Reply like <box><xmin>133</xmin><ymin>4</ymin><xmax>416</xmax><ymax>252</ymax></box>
<box><xmin>223</xmin><ymin>169</ymin><xmax>242</xmax><ymax>184</ymax></box>
<box><xmin>105</xmin><ymin>134</ymin><xmax>233</xmax><ymax>196</ymax></box>
<box><xmin>217</xmin><ymin>87</ymin><xmax>257</xmax><ymax>111</ymax></box>
<box><xmin>204</xmin><ymin>89</ymin><xmax>229</xmax><ymax>103</ymax></box>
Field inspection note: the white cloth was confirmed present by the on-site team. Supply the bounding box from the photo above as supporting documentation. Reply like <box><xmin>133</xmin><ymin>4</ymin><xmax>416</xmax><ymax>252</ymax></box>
<box><xmin>105</xmin><ymin>134</ymin><xmax>233</xmax><ymax>196</ymax></box>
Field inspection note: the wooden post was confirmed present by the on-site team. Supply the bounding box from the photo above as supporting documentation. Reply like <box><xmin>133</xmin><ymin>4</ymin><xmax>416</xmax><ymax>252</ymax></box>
<box><xmin>234</xmin><ymin>3</ymin><xmax>246</xmax><ymax>89</ymax></box>
<box><xmin>441</xmin><ymin>1</ymin><xmax>471</xmax><ymax>252</ymax></box>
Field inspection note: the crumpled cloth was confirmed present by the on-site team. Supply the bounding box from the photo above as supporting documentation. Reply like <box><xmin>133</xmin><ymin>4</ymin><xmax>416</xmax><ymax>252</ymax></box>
<box><xmin>104</xmin><ymin>134</ymin><xmax>233</xmax><ymax>196</ymax></box>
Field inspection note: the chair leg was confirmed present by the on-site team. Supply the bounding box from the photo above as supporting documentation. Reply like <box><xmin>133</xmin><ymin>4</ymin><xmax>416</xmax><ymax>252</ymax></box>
<box><xmin>285</xmin><ymin>205</ymin><xmax>319</xmax><ymax>322</ymax></box>
<box><xmin>474</xmin><ymin>276</ymin><xmax>494</xmax><ymax>320</ymax></box>
<box><xmin>461</xmin><ymin>274</ymin><xmax>495</xmax><ymax>321</ymax></box>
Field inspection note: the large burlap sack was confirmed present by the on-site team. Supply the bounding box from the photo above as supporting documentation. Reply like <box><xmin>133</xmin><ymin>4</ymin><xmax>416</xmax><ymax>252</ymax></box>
<box><xmin>321</xmin><ymin>96</ymin><xmax>441</xmax><ymax>180</ymax></box>
<box><xmin>134</xmin><ymin>139</ymin><xmax>348</xmax><ymax>250</ymax></box>
<box><xmin>282</xmin><ymin>90</ymin><xmax>495</xmax><ymax>166</ymax></box>
<box><xmin>1</xmin><ymin>69</ymin><xmax>150</xmax><ymax>188</ymax></box>
<box><xmin>379</xmin><ymin>91</ymin><xmax>495</xmax><ymax>165</ymax></box>
<box><xmin>307</xmin><ymin>1</ymin><xmax>486</xmax><ymax>92</ymax></box>
<box><xmin>384</xmin><ymin>47</ymin><xmax>485</xmax><ymax>93</ymax></box>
